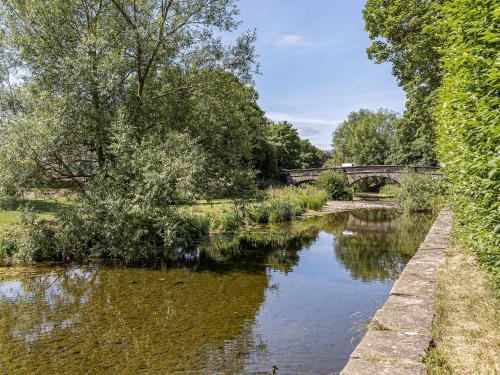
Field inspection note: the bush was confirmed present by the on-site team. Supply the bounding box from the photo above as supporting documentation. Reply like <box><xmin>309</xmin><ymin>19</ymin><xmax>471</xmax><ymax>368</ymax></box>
<box><xmin>396</xmin><ymin>173</ymin><xmax>444</xmax><ymax>213</ymax></box>
<box><xmin>243</xmin><ymin>186</ymin><xmax>328</xmax><ymax>227</ymax></box>
<box><xmin>267</xmin><ymin>185</ymin><xmax>329</xmax><ymax>211</ymax></box>
<box><xmin>214</xmin><ymin>209</ymin><xmax>244</xmax><ymax>233</ymax></box>
<box><xmin>0</xmin><ymin>212</ymin><xmax>58</xmax><ymax>266</ymax></box>
<box><xmin>314</xmin><ymin>172</ymin><xmax>352</xmax><ymax>200</ymax></box>
<box><xmin>267</xmin><ymin>200</ymin><xmax>294</xmax><ymax>222</ymax></box>
<box><xmin>248</xmin><ymin>204</ymin><xmax>270</xmax><ymax>224</ymax></box>
<box><xmin>56</xmin><ymin>198</ymin><xmax>210</xmax><ymax>263</ymax></box>
<box><xmin>379</xmin><ymin>183</ymin><xmax>400</xmax><ymax>196</ymax></box>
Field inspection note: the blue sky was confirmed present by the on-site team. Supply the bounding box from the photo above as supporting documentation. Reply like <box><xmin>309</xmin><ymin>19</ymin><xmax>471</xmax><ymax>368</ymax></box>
<box><xmin>236</xmin><ymin>0</ymin><xmax>406</xmax><ymax>150</ymax></box>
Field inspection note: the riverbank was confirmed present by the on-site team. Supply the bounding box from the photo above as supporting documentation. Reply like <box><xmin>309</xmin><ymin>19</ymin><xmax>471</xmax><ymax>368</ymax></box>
<box><xmin>425</xmin><ymin>243</ymin><xmax>500</xmax><ymax>374</ymax></box>
<box><xmin>341</xmin><ymin>209</ymin><xmax>452</xmax><ymax>375</ymax></box>
<box><xmin>0</xmin><ymin>186</ymin><xmax>330</xmax><ymax>265</ymax></box>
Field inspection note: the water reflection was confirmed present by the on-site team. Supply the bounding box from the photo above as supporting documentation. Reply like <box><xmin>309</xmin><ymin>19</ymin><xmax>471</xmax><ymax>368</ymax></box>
<box><xmin>0</xmin><ymin>209</ymin><xmax>433</xmax><ymax>374</ymax></box>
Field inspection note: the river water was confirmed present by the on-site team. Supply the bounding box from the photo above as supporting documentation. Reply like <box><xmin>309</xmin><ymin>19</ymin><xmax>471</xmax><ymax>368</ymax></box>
<box><xmin>0</xmin><ymin>209</ymin><xmax>433</xmax><ymax>374</ymax></box>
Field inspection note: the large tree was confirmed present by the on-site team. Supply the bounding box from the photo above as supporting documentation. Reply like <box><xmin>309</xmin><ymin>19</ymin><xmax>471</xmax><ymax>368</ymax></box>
<box><xmin>363</xmin><ymin>0</ymin><xmax>442</xmax><ymax>165</ymax></box>
<box><xmin>266</xmin><ymin>121</ymin><xmax>302</xmax><ymax>170</ymax></box>
<box><xmin>0</xmin><ymin>0</ymin><xmax>259</xmax><ymax>197</ymax></box>
<box><xmin>266</xmin><ymin>121</ymin><xmax>326</xmax><ymax>171</ymax></box>
<box><xmin>328</xmin><ymin>109</ymin><xmax>398</xmax><ymax>166</ymax></box>
<box><xmin>0</xmin><ymin>0</ymin><xmax>263</xmax><ymax>260</ymax></box>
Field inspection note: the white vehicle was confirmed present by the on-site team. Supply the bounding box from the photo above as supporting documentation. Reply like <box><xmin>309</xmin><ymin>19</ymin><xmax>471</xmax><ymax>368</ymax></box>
<box><xmin>341</xmin><ymin>163</ymin><xmax>356</xmax><ymax>167</ymax></box>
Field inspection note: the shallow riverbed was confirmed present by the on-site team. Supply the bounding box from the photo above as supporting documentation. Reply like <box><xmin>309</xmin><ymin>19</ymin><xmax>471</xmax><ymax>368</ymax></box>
<box><xmin>0</xmin><ymin>209</ymin><xmax>434</xmax><ymax>374</ymax></box>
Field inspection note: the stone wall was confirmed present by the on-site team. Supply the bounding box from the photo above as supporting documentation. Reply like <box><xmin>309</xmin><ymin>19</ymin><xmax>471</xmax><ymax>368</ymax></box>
<box><xmin>340</xmin><ymin>209</ymin><xmax>453</xmax><ymax>375</ymax></box>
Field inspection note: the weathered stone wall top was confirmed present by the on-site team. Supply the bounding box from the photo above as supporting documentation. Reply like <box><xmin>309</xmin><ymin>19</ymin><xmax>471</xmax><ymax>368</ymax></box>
<box><xmin>339</xmin><ymin>209</ymin><xmax>452</xmax><ymax>375</ymax></box>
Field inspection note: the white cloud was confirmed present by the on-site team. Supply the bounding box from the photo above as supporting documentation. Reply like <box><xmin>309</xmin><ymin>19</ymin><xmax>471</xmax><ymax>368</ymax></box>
<box><xmin>276</xmin><ymin>34</ymin><xmax>307</xmax><ymax>46</ymax></box>
<box><xmin>267</xmin><ymin>112</ymin><xmax>340</xmax><ymax>126</ymax></box>
<box><xmin>297</xmin><ymin>127</ymin><xmax>320</xmax><ymax>137</ymax></box>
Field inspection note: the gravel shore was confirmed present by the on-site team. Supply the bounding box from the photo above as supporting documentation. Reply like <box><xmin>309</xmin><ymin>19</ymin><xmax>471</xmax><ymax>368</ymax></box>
<box><xmin>301</xmin><ymin>200</ymin><xmax>398</xmax><ymax>217</ymax></box>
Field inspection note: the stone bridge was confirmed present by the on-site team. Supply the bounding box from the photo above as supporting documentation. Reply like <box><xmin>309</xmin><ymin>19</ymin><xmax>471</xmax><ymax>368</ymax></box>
<box><xmin>283</xmin><ymin>165</ymin><xmax>441</xmax><ymax>186</ymax></box>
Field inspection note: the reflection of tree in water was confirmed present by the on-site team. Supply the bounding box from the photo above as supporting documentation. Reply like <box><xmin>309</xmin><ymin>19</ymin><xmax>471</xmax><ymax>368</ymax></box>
<box><xmin>199</xmin><ymin>223</ymin><xmax>321</xmax><ymax>274</ymax></box>
<box><xmin>0</xmin><ymin>209</ymin><xmax>434</xmax><ymax>373</ymax></box>
<box><xmin>0</xmin><ymin>267</ymin><xmax>269</xmax><ymax>373</ymax></box>
<box><xmin>332</xmin><ymin>210</ymin><xmax>434</xmax><ymax>282</ymax></box>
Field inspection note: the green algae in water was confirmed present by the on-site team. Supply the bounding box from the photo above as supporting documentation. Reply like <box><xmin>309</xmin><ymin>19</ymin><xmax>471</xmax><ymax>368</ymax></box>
<box><xmin>0</xmin><ymin>209</ymin><xmax>434</xmax><ymax>374</ymax></box>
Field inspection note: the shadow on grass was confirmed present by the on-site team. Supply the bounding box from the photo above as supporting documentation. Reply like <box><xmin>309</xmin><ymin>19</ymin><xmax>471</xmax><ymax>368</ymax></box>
<box><xmin>8</xmin><ymin>199</ymin><xmax>69</xmax><ymax>215</ymax></box>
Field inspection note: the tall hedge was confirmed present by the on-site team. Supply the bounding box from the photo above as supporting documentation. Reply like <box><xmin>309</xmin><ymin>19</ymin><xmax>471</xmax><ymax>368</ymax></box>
<box><xmin>434</xmin><ymin>0</ymin><xmax>499</xmax><ymax>276</ymax></box>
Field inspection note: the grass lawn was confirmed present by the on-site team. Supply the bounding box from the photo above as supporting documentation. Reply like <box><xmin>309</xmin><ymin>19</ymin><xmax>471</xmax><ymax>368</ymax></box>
<box><xmin>179</xmin><ymin>199</ymin><xmax>238</xmax><ymax>222</ymax></box>
<box><xmin>424</xmin><ymin>243</ymin><xmax>500</xmax><ymax>374</ymax></box>
<box><xmin>0</xmin><ymin>197</ymin><xmax>70</xmax><ymax>226</ymax></box>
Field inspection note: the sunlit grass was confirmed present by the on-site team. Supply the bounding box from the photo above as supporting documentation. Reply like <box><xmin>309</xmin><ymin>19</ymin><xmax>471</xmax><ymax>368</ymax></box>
<box><xmin>425</xmin><ymin>243</ymin><xmax>500</xmax><ymax>374</ymax></box>
<box><xmin>0</xmin><ymin>197</ymin><xmax>70</xmax><ymax>226</ymax></box>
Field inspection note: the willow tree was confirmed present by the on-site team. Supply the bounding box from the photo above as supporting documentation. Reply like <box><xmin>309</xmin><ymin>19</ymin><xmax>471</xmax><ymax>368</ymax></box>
<box><xmin>0</xmin><ymin>0</ymin><xmax>262</xmax><ymax>261</ymax></box>
<box><xmin>0</xmin><ymin>0</ymin><xmax>259</xmax><ymax>194</ymax></box>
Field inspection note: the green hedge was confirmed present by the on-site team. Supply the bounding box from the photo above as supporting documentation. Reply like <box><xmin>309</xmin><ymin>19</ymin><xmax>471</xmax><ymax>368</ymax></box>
<box><xmin>435</xmin><ymin>0</ymin><xmax>499</xmax><ymax>276</ymax></box>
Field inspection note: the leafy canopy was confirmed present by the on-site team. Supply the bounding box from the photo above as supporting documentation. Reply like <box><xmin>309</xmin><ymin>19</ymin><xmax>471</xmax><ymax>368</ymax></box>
<box><xmin>328</xmin><ymin>109</ymin><xmax>398</xmax><ymax>166</ymax></box>
<box><xmin>363</xmin><ymin>0</ymin><xmax>442</xmax><ymax>165</ymax></box>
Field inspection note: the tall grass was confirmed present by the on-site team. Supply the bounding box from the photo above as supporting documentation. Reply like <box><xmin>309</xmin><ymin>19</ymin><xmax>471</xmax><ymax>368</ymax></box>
<box><xmin>211</xmin><ymin>185</ymin><xmax>329</xmax><ymax>233</ymax></box>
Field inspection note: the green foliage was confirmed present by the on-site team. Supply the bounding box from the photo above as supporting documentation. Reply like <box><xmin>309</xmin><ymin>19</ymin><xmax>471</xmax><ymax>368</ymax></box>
<box><xmin>434</xmin><ymin>0</ymin><xmax>499</xmax><ymax>274</ymax></box>
<box><xmin>57</xmin><ymin>200</ymin><xmax>209</xmax><ymax>263</ymax></box>
<box><xmin>213</xmin><ymin>186</ymin><xmax>328</xmax><ymax>232</ymax></box>
<box><xmin>266</xmin><ymin>121</ymin><xmax>303</xmax><ymax>170</ymax></box>
<box><xmin>423</xmin><ymin>348</ymin><xmax>452</xmax><ymax>375</ymax></box>
<box><xmin>379</xmin><ymin>184</ymin><xmax>400</xmax><ymax>196</ymax></box>
<box><xmin>0</xmin><ymin>208</ymin><xmax>58</xmax><ymax>265</ymax></box>
<box><xmin>267</xmin><ymin>185</ymin><xmax>329</xmax><ymax>211</ymax></box>
<box><xmin>396</xmin><ymin>173</ymin><xmax>444</xmax><ymax>213</ymax></box>
<box><xmin>213</xmin><ymin>210</ymin><xmax>244</xmax><ymax>233</ymax></box>
<box><xmin>314</xmin><ymin>172</ymin><xmax>352</xmax><ymax>200</ymax></box>
<box><xmin>252</xmin><ymin>138</ymin><xmax>279</xmax><ymax>180</ymax></box>
<box><xmin>329</xmin><ymin>109</ymin><xmax>398</xmax><ymax>166</ymax></box>
<box><xmin>267</xmin><ymin>201</ymin><xmax>294</xmax><ymax>223</ymax></box>
<box><xmin>363</xmin><ymin>0</ymin><xmax>441</xmax><ymax>165</ymax></box>
<box><xmin>298</xmin><ymin>139</ymin><xmax>328</xmax><ymax>168</ymax></box>
<box><xmin>0</xmin><ymin>0</ymin><xmax>273</xmax><ymax>260</ymax></box>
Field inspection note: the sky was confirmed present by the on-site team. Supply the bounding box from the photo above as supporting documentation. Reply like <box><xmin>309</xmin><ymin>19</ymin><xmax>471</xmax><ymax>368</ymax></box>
<box><xmin>235</xmin><ymin>0</ymin><xmax>406</xmax><ymax>150</ymax></box>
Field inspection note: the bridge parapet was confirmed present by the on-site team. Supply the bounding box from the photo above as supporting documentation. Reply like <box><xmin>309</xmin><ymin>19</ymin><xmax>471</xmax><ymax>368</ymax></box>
<box><xmin>283</xmin><ymin>165</ymin><xmax>441</xmax><ymax>186</ymax></box>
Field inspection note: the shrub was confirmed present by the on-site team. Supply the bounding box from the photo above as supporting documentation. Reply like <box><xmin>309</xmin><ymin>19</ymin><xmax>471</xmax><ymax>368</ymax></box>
<box><xmin>215</xmin><ymin>209</ymin><xmax>244</xmax><ymax>233</ymax></box>
<box><xmin>314</xmin><ymin>172</ymin><xmax>352</xmax><ymax>200</ymax></box>
<box><xmin>56</xmin><ymin>197</ymin><xmax>210</xmax><ymax>263</ymax></box>
<box><xmin>267</xmin><ymin>200</ymin><xmax>294</xmax><ymax>222</ymax></box>
<box><xmin>244</xmin><ymin>186</ymin><xmax>328</xmax><ymax>227</ymax></box>
<box><xmin>0</xmin><ymin>244</ymin><xmax>5</xmax><ymax>264</ymax></box>
<box><xmin>396</xmin><ymin>172</ymin><xmax>444</xmax><ymax>213</ymax></box>
<box><xmin>379</xmin><ymin>183</ymin><xmax>400</xmax><ymax>196</ymax></box>
<box><xmin>0</xmin><ymin>216</ymin><xmax>58</xmax><ymax>266</ymax></box>
<box><xmin>248</xmin><ymin>204</ymin><xmax>270</xmax><ymax>224</ymax></box>
<box><xmin>267</xmin><ymin>185</ymin><xmax>329</xmax><ymax>211</ymax></box>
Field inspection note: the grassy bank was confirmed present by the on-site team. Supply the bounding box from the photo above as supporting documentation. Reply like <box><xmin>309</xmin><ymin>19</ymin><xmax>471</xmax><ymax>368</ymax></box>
<box><xmin>0</xmin><ymin>197</ymin><xmax>69</xmax><ymax>226</ymax></box>
<box><xmin>0</xmin><ymin>186</ymin><xmax>330</xmax><ymax>265</ymax></box>
<box><xmin>181</xmin><ymin>185</ymin><xmax>329</xmax><ymax>233</ymax></box>
<box><xmin>424</xmin><ymin>243</ymin><xmax>500</xmax><ymax>374</ymax></box>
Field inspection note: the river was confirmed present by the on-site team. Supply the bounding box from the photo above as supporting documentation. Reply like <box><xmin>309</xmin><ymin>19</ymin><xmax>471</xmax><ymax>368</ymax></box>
<box><xmin>0</xmin><ymin>209</ymin><xmax>434</xmax><ymax>374</ymax></box>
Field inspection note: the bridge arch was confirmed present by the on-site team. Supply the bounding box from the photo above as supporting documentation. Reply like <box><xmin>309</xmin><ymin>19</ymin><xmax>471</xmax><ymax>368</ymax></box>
<box><xmin>347</xmin><ymin>172</ymin><xmax>402</xmax><ymax>187</ymax></box>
